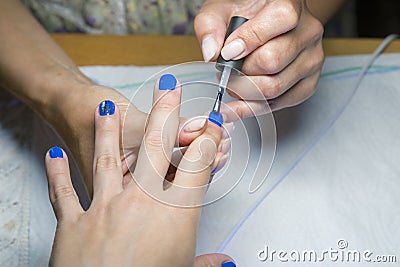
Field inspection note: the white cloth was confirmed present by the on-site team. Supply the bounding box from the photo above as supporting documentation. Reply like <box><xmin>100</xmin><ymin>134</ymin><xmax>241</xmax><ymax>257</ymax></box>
<box><xmin>1</xmin><ymin>54</ymin><xmax>399</xmax><ymax>266</ymax></box>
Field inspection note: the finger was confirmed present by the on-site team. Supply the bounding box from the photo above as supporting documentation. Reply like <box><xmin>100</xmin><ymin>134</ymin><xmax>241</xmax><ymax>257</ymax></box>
<box><xmin>45</xmin><ymin>146</ymin><xmax>83</xmax><ymax>221</ymax></box>
<box><xmin>211</xmin><ymin>152</ymin><xmax>229</xmax><ymax>175</ymax></box>
<box><xmin>177</xmin><ymin>116</ymin><xmax>207</xmax><ymax>147</ymax></box>
<box><xmin>222</xmin><ymin>78</ymin><xmax>321</xmax><ymax>121</ymax></box>
<box><xmin>169</xmin><ymin>121</ymin><xmax>222</xmax><ymax>205</ymax></box>
<box><xmin>172</xmin><ymin>136</ymin><xmax>231</xmax><ymax>179</ymax></box>
<box><xmin>194</xmin><ymin>1</ymin><xmax>234</xmax><ymax>61</ymax></box>
<box><xmin>161</xmin><ymin>147</ymin><xmax>189</xmax><ymax>189</ymax></box>
<box><xmin>221</xmin><ymin>0</ymin><xmax>302</xmax><ymax>60</ymax></box>
<box><xmin>269</xmin><ymin>70</ymin><xmax>322</xmax><ymax>111</ymax></box>
<box><xmin>226</xmin><ymin>40</ymin><xmax>323</xmax><ymax>102</ymax></box>
<box><xmin>92</xmin><ymin>100</ymin><xmax>123</xmax><ymax>204</ymax></box>
<box><xmin>221</xmin><ymin>99</ymin><xmax>271</xmax><ymax>123</ymax></box>
<box><xmin>242</xmin><ymin>11</ymin><xmax>324</xmax><ymax>76</ymax></box>
<box><xmin>130</xmin><ymin>74</ymin><xmax>181</xmax><ymax>191</ymax></box>
<box><xmin>194</xmin><ymin>254</ymin><xmax>236</xmax><ymax>267</ymax></box>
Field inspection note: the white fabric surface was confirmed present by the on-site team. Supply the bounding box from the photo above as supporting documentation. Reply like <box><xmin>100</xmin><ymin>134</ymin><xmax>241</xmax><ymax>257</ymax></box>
<box><xmin>0</xmin><ymin>53</ymin><xmax>399</xmax><ymax>266</ymax></box>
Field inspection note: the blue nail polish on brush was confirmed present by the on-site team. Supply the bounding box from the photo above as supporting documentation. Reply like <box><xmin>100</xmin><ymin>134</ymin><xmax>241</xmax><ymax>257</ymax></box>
<box><xmin>208</xmin><ymin>111</ymin><xmax>224</xmax><ymax>127</ymax></box>
<box><xmin>49</xmin><ymin>146</ymin><xmax>63</xmax><ymax>158</ymax></box>
<box><xmin>99</xmin><ymin>100</ymin><xmax>115</xmax><ymax>116</ymax></box>
<box><xmin>159</xmin><ymin>74</ymin><xmax>176</xmax><ymax>90</ymax></box>
<box><xmin>222</xmin><ymin>262</ymin><xmax>236</xmax><ymax>267</ymax></box>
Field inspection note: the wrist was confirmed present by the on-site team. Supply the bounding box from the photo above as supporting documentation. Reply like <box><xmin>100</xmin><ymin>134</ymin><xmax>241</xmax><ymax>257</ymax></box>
<box><xmin>36</xmin><ymin>68</ymin><xmax>93</xmax><ymax>118</ymax></box>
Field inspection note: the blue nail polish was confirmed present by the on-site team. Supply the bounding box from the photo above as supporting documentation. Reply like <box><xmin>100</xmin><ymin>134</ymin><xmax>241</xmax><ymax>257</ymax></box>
<box><xmin>99</xmin><ymin>100</ymin><xmax>115</xmax><ymax>116</ymax></box>
<box><xmin>222</xmin><ymin>262</ymin><xmax>236</xmax><ymax>267</ymax></box>
<box><xmin>208</xmin><ymin>111</ymin><xmax>224</xmax><ymax>127</ymax></box>
<box><xmin>49</xmin><ymin>146</ymin><xmax>63</xmax><ymax>158</ymax></box>
<box><xmin>159</xmin><ymin>74</ymin><xmax>176</xmax><ymax>90</ymax></box>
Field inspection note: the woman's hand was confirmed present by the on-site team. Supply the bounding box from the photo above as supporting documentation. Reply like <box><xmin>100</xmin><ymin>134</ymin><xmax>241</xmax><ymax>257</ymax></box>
<box><xmin>195</xmin><ymin>0</ymin><xmax>324</xmax><ymax>120</ymax></box>
<box><xmin>45</xmin><ymin>75</ymin><xmax>235</xmax><ymax>267</ymax></box>
<box><xmin>53</xmin><ymin>81</ymin><xmax>231</xmax><ymax>196</ymax></box>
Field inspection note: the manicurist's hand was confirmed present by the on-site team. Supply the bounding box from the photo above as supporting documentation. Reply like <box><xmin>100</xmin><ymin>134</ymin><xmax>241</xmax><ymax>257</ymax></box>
<box><xmin>45</xmin><ymin>75</ymin><xmax>235</xmax><ymax>267</ymax></box>
<box><xmin>195</xmin><ymin>0</ymin><xmax>325</xmax><ymax>120</ymax></box>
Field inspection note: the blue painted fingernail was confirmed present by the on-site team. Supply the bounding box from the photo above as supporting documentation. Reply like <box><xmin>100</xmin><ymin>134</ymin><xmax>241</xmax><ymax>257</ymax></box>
<box><xmin>208</xmin><ymin>111</ymin><xmax>224</xmax><ymax>127</ymax></box>
<box><xmin>99</xmin><ymin>100</ymin><xmax>115</xmax><ymax>116</ymax></box>
<box><xmin>222</xmin><ymin>262</ymin><xmax>236</xmax><ymax>267</ymax></box>
<box><xmin>49</xmin><ymin>146</ymin><xmax>63</xmax><ymax>158</ymax></box>
<box><xmin>159</xmin><ymin>74</ymin><xmax>176</xmax><ymax>90</ymax></box>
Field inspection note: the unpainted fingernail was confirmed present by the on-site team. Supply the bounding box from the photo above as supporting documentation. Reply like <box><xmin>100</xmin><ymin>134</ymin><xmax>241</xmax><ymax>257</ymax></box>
<box><xmin>220</xmin><ymin>138</ymin><xmax>232</xmax><ymax>154</ymax></box>
<box><xmin>223</xmin><ymin>122</ymin><xmax>235</xmax><ymax>139</ymax></box>
<box><xmin>222</xmin><ymin>261</ymin><xmax>236</xmax><ymax>267</ymax></box>
<box><xmin>211</xmin><ymin>153</ymin><xmax>229</xmax><ymax>175</ymax></box>
<box><xmin>221</xmin><ymin>39</ymin><xmax>245</xmax><ymax>60</ymax></box>
<box><xmin>183</xmin><ymin>118</ymin><xmax>207</xmax><ymax>133</ymax></box>
<box><xmin>201</xmin><ymin>35</ymin><xmax>218</xmax><ymax>62</ymax></box>
<box><xmin>159</xmin><ymin>74</ymin><xmax>177</xmax><ymax>90</ymax></box>
<box><xmin>49</xmin><ymin>146</ymin><xmax>63</xmax><ymax>158</ymax></box>
<box><xmin>99</xmin><ymin>100</ymin><xmax>115</xmax><ymax>116</ymax></box>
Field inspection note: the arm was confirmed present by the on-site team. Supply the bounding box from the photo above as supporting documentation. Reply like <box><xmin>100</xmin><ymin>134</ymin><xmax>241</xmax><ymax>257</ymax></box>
<box><xmin>0</xmin><ymin>0</ymin><xmax>109</xmax><ymax>193</ymax></box>
<box><xmin>0</xmin><ymin>0</ymin><xmax>92</xmax><ymax>120</ymax></box>
<box><xmin>0</xmin><ymin>1</ymin><xmax>230</xmax><ymax>195</ymax></box>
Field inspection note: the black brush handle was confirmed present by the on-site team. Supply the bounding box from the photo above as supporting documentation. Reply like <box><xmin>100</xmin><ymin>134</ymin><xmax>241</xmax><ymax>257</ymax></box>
<box><xmin>216</xmin><ymin>16</ymin><xmax>249</xmax><ymax>74</ymax></box>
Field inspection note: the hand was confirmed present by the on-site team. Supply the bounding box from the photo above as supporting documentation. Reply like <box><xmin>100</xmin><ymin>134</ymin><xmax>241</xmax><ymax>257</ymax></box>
<box><xmin>195</xmin><ymin>0</ymin><xmax>324</xmax><ymax>120</ymax></box>
<box><xmin>52</xmin><ymin>79</ymin><xmax>231</xmax><ymax>196</ymax></box>
<box><xmin>45</xmin><ymin>75</ymin><xmax>235</xmax><ymax>266</ymax></box>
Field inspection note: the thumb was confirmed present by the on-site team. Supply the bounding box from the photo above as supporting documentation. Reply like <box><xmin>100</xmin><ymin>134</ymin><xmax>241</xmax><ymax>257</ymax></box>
<box><xmin>194</xmin><ymin>253</ymin><xmax>236</xmax><ymax>267</ymax></box>
<box><xmin>177</xmin><ymin>116</ymin><xmax>207</xmax><ymax>147</ymax></box>
<box><xmin>194</xmin><ymin>1</ymin><xmax>233</xmax><ymax>62</ymax></box>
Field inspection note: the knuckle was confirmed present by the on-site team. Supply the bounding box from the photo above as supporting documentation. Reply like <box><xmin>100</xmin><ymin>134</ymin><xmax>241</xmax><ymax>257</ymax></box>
<box><xmin>96</xmin><ymin>153</ymin><xmax>120</xmax><ymax>171</ymax></box>
<box><xmin>260</xmin><ymin>49</ymin><xmax>281</xmax><ymax>74</ymax></box>
<box><xmin>194</xmin><ymin>12</ymin><xmax>214</xmax><ymax>32</ymax></box>
<box><xmin>240</xmin><ymin>23</ymin><xmax>266</xmax><ymax>46</ymax></box>
<box><xmin>276</xmin><ymin>1</ymin><xmax>301</xmax><ymax>28</ymax></box>
<box><xmin>98</xmin><ymin>126</ymin><xmax>117</xmax><ymax>138</ymax></box>
<box><xmin>154</xmin><ymin>101</ymin><xmax>176</xmax><ymax>112</ymax></box>
<box><xmin>145</xmin><ymin>129</ymin><xmax>164</xmax><ymax>150</ymax></box>
<box><xmin>53</xmin><ymin>184</ymin><xmax>76</xmax><ymax>203</ymax></box>
<box><xmin>310</xmin><ymin>44</ymin><xmax>325</xmax><ymax>72</ymax></box>
<box><xmin>310</xmin><ymin>19</ymin><xmax>324</xmax><ymax>43</ymax></box>
<box><xmin>231</xmin><ymin>102</ymin><xmax>247</xmax><ymax>120</ymax></box>
<box><xmin>263</xmin><ymin>78</ymin><xmax>282</xmax><ymax>98</ymax></box>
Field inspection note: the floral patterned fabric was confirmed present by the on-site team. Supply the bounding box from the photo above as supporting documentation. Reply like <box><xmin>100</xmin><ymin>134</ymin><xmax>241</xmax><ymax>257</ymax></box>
<box><xmin>22</xmin><ymin>0</ymin><xmax>205</xmax><ymax>35</ymax></box>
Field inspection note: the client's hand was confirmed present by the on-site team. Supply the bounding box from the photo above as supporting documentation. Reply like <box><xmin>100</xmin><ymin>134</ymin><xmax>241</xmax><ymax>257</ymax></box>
<box><xmin>45</xmin><ymin>75</ymin><xmax>235</xmax><ymax>267</ymax></box>
<box><xmin>57</xmin><ymin>82</ymin><xmax>221</xmax><ymax>196</ymax></box>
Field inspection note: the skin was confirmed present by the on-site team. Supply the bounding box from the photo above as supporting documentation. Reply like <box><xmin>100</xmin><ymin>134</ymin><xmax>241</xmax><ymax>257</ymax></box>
<box><xmin>0</xmin><ymin>0</ymin><xmax>344</xmax><ymax>264</ymax></box>
<box><xmin>195</xmin><ymin>0</ymin><xmax>347</xmax><ymax>121</ymax></box>
<box><xmin>45</xmin><ymin>77</ymin><xmax>234</xmax><ymax>266</ymax></box>
<box><xmin>0</xmin><ymin>0</ymin><xmax>230</xmax><ymax>196</ymax></box>
<box><xmin>0</xmin><ymin>1</ymin><xmax>232</xmax><ymax>264</ymax></box>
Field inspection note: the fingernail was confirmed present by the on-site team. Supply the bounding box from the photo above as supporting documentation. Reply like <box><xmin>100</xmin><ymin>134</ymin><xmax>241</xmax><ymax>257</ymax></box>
<box><xmin>220</xmin><ymin>138</ymin><xmax>232</xmax><ymax>154</ymax></box>
<box><xmin>159</xmin><ymin>74</ymin><xmax>176</xmax><ymax>90</ymax></box>
<box><xmin>183</xmin><ymin>118</ymin><xmax>207</xmax><ymax>133</ymax></box>
<box><xmin>201</xmin><ymin>35</ymin><xmax>218</xmax><ymax>62</ymax></box>
<box><xmin>221</xmin><ymin>39</ymin><xmax>245</xmax><ymax>60</ymax></box>
<box><xmin>223</xmin><ymin>122</ymin><xmax>235</xmax><ymax>139</ymax></box>
<box><xmin>99</xmin><ymin>100</ymin><xmax>115</xmax><ymax>116</ymax></box>
<box><xmin>211</xmin><ymin>153</ymin><xmax>229</xmax><ymax>175</ymax></box>
<box><xmin>49</xmin><ymin>146</ymin><xmax>63</xmax><ymax>158</ymax></box>
<box><xmin>222</xmin><ymin>262</ymin><xmax>236</xmax><ymax>267</ymax></box>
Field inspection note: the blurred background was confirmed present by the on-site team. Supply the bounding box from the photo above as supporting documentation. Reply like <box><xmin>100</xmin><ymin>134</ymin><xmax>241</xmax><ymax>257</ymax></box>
<box><xmin>325</xmin><ymin>0</ymin><xmax>400</xmax><ymax>37</ymax></box>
